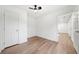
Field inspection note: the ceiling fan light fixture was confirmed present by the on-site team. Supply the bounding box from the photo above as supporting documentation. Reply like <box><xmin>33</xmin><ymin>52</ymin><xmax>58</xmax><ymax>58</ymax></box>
<box><xmin>29</xmin><ymin>5</ymin><xmax>42</xmax><ymax>10</ymax></box>
<box><xmin>38</xmin><ymin>6</ymin><xmax>42</xmax><ymax>10</ymax></box>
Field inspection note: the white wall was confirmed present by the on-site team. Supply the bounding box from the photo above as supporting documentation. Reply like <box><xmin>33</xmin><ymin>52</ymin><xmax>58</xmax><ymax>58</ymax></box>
<box><xmin>27</xmin><ymin>14</ymin><xmax>37</xmax><ymax>38</ymax></box>
<box><xmin>71</xmin><ymin>10</ymin><xmax>79</xmax><ymax>53</ymax></box>
<box><xmin>74</xmin><ymin>6</ymin><xmax>79</xmax><ymax>53</ymax></box>
<box><xmin>37</xmin><ymin>15</ymin><xmax>58</xmax><ymax>41</ymax></box>
<box><xmin>0</xmin><ymin>8</ymin><xmax>5</xmax><ymax>50</ymax></box>
<box><xmin>19</xmin><ymin>12</ymin><xmax>27</xmax><ymax>43</ymax></box>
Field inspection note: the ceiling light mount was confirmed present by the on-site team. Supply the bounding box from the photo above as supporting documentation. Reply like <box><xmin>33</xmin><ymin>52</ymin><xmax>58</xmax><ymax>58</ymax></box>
<box><xmin>29</xmin><ymin>5</ymin><xmax>42</xmax><ymax>10</ymax></box>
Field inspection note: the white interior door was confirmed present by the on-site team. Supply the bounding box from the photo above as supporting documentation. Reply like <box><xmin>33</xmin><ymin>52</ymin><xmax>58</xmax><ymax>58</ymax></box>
<box><xmin>5</xmin><ymin>9</ymin><xmax>19</xmax><ymax>47</ymax></box>
<box><xmin>0</xmin><ymin>8</ymin><xmax>5</xmax><ymax>49</ymax></box>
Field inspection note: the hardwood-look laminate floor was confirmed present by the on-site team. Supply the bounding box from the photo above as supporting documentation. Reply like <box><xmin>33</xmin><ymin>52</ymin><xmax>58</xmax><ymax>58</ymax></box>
<box><xmin>1</xmin><ymin>33</ymin><xmax>77</xmax><ymax>54</ymax></box>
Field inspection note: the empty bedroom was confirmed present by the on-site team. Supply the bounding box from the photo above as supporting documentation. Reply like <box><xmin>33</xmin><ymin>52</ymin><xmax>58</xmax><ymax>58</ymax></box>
<box><xmin>0</xmin><ymin>5</ymin><xmax>79</xmax><ymax>54</ymax></box>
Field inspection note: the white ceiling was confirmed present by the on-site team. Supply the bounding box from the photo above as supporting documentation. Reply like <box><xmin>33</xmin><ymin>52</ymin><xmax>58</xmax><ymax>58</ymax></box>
<box><xmin>0</xmin><ymin>5</ymin><xmax>77</xmax><ymax>18</ymax></box>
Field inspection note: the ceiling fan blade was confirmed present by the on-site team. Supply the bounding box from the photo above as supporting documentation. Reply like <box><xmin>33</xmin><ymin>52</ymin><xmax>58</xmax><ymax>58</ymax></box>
<box><xmin>29</xmin><ymin>7</ymin><xmax>34</xmax><ymax>9</ymax></box>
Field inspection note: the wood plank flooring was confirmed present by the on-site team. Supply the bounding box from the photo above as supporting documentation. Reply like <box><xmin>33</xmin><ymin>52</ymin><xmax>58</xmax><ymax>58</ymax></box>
<box><xmin>1</xmin><ymin>34</ymin><xmax>77</xmax><ymax>54</ymax></box>
<box><xmin>54</xmin><ymin>33</ymin><xmax>77</xmax><ymax>54</ymax></box>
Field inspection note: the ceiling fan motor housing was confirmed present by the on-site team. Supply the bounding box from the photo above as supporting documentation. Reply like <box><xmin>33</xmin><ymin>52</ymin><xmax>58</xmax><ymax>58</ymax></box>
<box><xmin>30</xmin><ymin>5</ymin><xmax>42</xmax><ymax>10</ymax></box>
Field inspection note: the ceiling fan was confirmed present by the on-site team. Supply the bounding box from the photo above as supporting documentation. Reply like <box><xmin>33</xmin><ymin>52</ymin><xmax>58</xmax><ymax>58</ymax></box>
<box><xmin>29</xmin><ymin>5</ymin><xmax>42</xmax><ymax>10</ymax></box>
